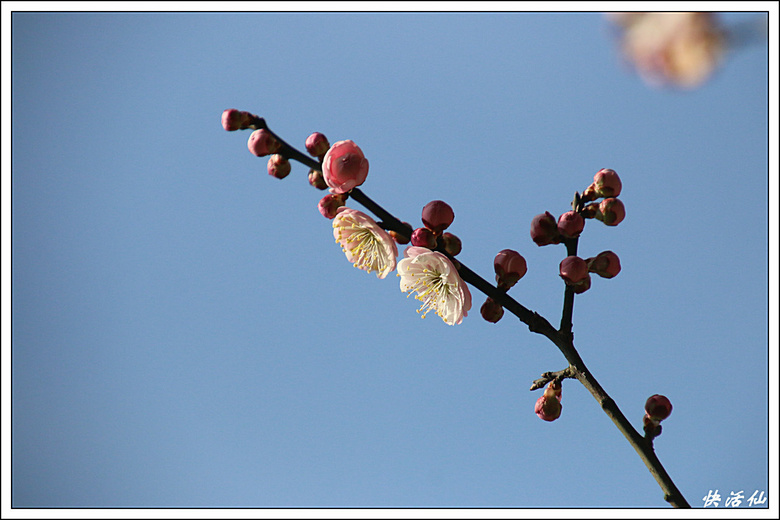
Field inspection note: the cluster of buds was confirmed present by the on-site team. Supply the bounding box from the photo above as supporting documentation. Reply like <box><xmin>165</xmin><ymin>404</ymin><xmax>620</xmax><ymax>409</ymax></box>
<box><xmin>221</xmin><ymin>108</ymin><xmax>261</xmax><ymax>132</ymax></box>
<box><xmin>481</xmin><ymin>249</ymin><xmax>528</xmax><ymax>323</ymax></box>
<box><xmin>580</xmin><ymin>169</ymin><xmax>626</xmax><ymax>227</ymax></box>
<box><xmin>535</xmin><ymin>380</ymin><xmax>563</xmax><ymax>422</ymax></box>
<box><xmin>643</xmin><ymin>394</ymin><xmax>673</xmax><ymax>439</ymax></box>
<box><xmin>407</xmin><ymin>200</ymin><xmax>461</xmax><ymax>256</ymax></box>
<box><xmin>305</xmin><ymin>132</ymin><xmax>331</xmax><ymax>190</ymax></box>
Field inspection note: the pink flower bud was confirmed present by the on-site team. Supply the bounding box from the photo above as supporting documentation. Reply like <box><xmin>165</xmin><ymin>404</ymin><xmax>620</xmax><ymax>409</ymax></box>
<box><xmin>557</xmin><ymin>211</ymin><xmax>585</xmax><ymax>239</ymax></box>
<box><xmin>645</xmin><ymin>394</ymin><xmax>673</xmax><ymax>422</ymax></box>
<box><xmin>221</xmin><ymin>108</ymin><xmax>244</xmax><ymax>131</ymax></box>
<box><xmin>593</xmin><ymin>168</ymin><xmax>622</xmax><ymax>198</ymax></box>
<box><xmin>586</xmin><ymin>250</ymin><xmax>621</xmax><ymax>278</ymax></box>
<box><xmin>247</xmin><ymin>129</ymin><xmax>281</xmax><ymax>157</ymax></box>
<box><xmin>535</xmin><ymin>382</ymin><xmax>563</xmax><ymax>422</ymax></box>
<box><xmin>530</xmin><ymin>212</ymin><xmax>562</xmax><ymax>246</ymax></box>
<box><xmin>389</xmin><ymin>222</ymin><xmax>412</xmax><ymax>245</ymax></box>
<box><xmin>305</xmin><ymin>132</ymin><xmax>330</xmax><ymax>158</ymax></box>
<box><xmin>267</xmin><ymin>154</ymin><xmax>291</xmax><ymax>179</ymax></box>
<box><xmin>597</xmin><ymin>198</ymin><xmax>626</xmax><ymax>226</ymax></box>
<box><xmin>421</xmin><ymin>200</ymin><xmax>455</xmax><ymax>234</ymax></box>
<box><xmin>308</xmin><ymin>169</ymin><xmax>328</xmax><ymax>190</ymax></box>
<box><xmin>494</xmin><ymin>249</ymin><xmax>527</xmax><ymax>289</ymax></box>
<box><xmin>322</xmin><ymin>140</ymin><xmax>369</xmax><ymax>194</ymax></box>
<box><xmin>410</xmin><ymin>227</ymin><xmax>437</xmax><ymax>249</ymax></box>
<box><xmin>441</xmin><ymin>232</ymin><xmax>462</xmax><ymax>256</ymax></box>
<box><xmin>480</xmin><ymin>297</ymin><xmax>504</xmax><ymax>323</ymax></box>
<box><xmin>318</xmin><ymin>193</ymin><xmax>347</xmax><ymax>219</ymax></box>
<box><xmin>559</xmin><ymin>256</ymin><xmax>589</xmax><ymax>286</ymax></box>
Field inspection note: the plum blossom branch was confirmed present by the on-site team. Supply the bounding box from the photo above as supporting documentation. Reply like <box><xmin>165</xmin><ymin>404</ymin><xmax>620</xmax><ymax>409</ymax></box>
<box><xmin>221</xmin><ymin>110</ymin><xmax>690</xmax><ymax>508</ymax></box>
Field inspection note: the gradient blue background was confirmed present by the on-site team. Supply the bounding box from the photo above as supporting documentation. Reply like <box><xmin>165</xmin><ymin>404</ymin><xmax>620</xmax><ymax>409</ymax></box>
<box><xmin>11</xmin><ymin>11</ymin><xmax>770</xmax><ymax>509</ymax></box>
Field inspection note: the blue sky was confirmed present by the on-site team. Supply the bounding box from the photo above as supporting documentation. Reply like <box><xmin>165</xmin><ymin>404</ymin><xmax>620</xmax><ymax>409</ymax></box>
<box><xmin>5</xmin><ymin>8</ymin><xmax>777</xmax><ymax>513</ymax></box>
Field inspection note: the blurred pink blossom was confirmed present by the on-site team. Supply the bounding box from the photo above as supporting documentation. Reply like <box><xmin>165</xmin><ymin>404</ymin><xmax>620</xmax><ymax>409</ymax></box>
<box><xmin>607</xmin><ymin>12</ymin><xmax>725</xmax><ymax>89</ymax></box>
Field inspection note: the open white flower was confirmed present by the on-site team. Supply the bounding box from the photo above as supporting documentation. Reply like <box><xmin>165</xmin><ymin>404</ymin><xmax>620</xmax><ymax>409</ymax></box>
<box><xmin>397</xmin><ymin>246</ymin><xmax>472</xmax><ymax>325</ymax></box>
<box><xmin>332</xmin><ymin>207</ymin><xmax>398</xmax><ymax>279</ymax></box>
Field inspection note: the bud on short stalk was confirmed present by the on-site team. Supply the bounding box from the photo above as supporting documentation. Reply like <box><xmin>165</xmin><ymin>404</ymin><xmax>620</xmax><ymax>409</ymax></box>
<box><xmin>480</xmin><ymin>297</ymin><xmax>504</xmax><ymax>323</ymax></box>
<box><xmin>535</xmin><ymin>381</ymin><xmax>563</xmax><ymax>422</ymax></box>
<box><xmin>596</xmin><ymin>198</ymin><xmax>626</xmax><ymax>226</ymax></box>
<box><xmin>267</xmin><ymin>154</ymin><xmax>291</xmax><ymax>179</ymax></box>
<box><xmin>410</xmin><ymin>227</ymin><xmax>437</xmax><ymax>249</ymax></box>
<box><xmin>308</xmin><ymin>169</ymin><xmax>328</xmax><ymax>190</ymax></box>
<box><xmin>305</xmin><ymin>132</ymin><xmax>330</xmax><ymax>158</ymax></box>
<box><xmin>247</xmin><ymin>129</ymin><xmax>281</xmax><ymax>157</ymax></box>
<box><xmin>318</xmin><ymin>193</ymin><xmax>347</xmax><ymax>219</ymax></box>
<box><xmin>531</xmin><ymin>212</ymin><xmax>562</xmax><ymax>246</ymax></box>
<box><xmin>421</xmin><ymin>200</ymin><xmax>455</xmax><ymax>234</ymax></box>
<box><xmin>586</xmin><ymin>250</ymin><xmax>621</xmax><ymax>278</ymax></box>
<box><xmin>494</xmin><ymin>249</ymin><xmax>527</xmax><ymax>289</ymax></box>
<box><xmin>557</xmin><ymin>211</ymin><xmax>585</xmax><ymax>239</ymax></box>
<box><xmin>582</xmin><ymin>168</ymin><xmax>622</xmax><ymax>201</ymax></box>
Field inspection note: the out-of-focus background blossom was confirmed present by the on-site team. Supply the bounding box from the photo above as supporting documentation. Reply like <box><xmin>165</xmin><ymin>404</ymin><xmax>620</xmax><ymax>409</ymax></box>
<box><xmin>606</xmin><ymin>12</ymin><xmax>767</xmax><ymax>89</ymax></box>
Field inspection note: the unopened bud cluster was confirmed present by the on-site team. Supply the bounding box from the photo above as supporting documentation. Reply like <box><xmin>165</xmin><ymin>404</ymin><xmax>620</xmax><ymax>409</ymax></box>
<box><xmin>535</xmin><ymin>381</ymin><xmax>563</xmax><ymax>422</ymax></box>
<box><xmin>580</xmin><ymin>169</ymin><xmax>626</xmax><ymax>227</ymax></box>
<box><xmin>643</xmin><ymin>394</ymin><xmax>673</xmax><ymax>439</ymax></box>
<box><xmin>407</xmin><ymin>200</ymin><xmax>461</xmax><ymax>255</ymax></box>
<box><xmin>221</xmin><ymin>108</ymin><xmax>260</xmax><ymax>131</ymax></box>
<box><xmin>481</xmin><ymin>249</ymin><xmax>528</xmax><ymax>323</ymax></box>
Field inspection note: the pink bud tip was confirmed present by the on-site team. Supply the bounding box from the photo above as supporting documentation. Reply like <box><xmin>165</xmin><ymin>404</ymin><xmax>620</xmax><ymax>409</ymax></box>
<box><xmin>247</xmin><ymin>129</ymin><xmax>281</xmax><ymax>157</ymax></box>
<box><xmin>421</xmin><ymin>200</ymin><xmax>455</xmax><ymax>234</ymax></box>
<box><xmin>480</xmin><ymin>297</ymin><xmax>504</xmax><ymax>323</ymax></box>
<box><xmin>559</xmin><ymin>256</ymin><xmax>589</xmax><ymax>286</ymax></box>
<box><xmin>322</xmin><ymin>140</ymin><xmax>369</xmax><ymax>194</ymax></box>
<box><xmin>410</xmin><ymin>227</ymin><xmax>437</xmax><ymax>249</ymax></box>
<box><xmin>598</xmin><ymin>198</ymin><xmax>626</xmax><ymax>226</ymax></box>
<box><xmin>305</xmin><ymin>132</ymin><xmax>330</xmax><ymax>158</ymax></box>
<box><xmin>557</xmin><ymin>211</ymin><xmax>585</xmax><ymax>239</ymax></box>
<box><xmin>645</xmin><ymin>394</ymin><xmax>673</xmax><ymax>421</ymax></box>
<box><xmin>586</xmin><ymin>250</ymin><xmax>621</xmax><ymax>278</ymax></box>
<box><xmin>531</xmin><ymin>212</ymin><xmax>562</xmax><ymax>246</ymax></box>
<box><xmin>494</xmin><ymin>249</ymin><xmax>527</xmax><ymax>289</ymax></box>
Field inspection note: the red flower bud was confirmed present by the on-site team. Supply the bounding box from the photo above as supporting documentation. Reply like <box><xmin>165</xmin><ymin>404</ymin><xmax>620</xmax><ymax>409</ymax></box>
<box><xmin>441</xmin><ymin>232</ymin><xmax>462</xmax><ymax>256</ymax></box>
<box><xmin>410</xmin><ymin>227</ymin><xmax>437</xmax><ymax>249</ymax></box>
<box><xmin>421</xmin><ymin>200</ymin><xmax>455</xmax><ymax>234</ymax></box>
<box><xmin>267</xmin><ymin>154</ymin><xmax>291</xmax><ymax>179</ymax></box>
<box><xmin>308</xmin><ymin>169</ymin><xmax>328</xmax><ymax>190</ymax></box>
<box><xmin>480</xmin><ymin>297</ymin><xmax>504</xmax><ymax>323</ymax></box>
<box><xmin>586</xmin><ymin>250</ymin><xmax>621</xmax><ymax>278</ymax></box>
<box><xmin>583</xmin><ymin>168</ymin><xmax>622</xmax><ymax>200</ymax></box>
<box><xmin>598</xmin><ymin>198</ymin><xmax>626</xmax><ymax>226</ymax></box>
<box><xmin>557</xmin><ymin>211</ymin><xmax>585</xmax><ymax>239</ymax></box>
<box><xmin>247</xmin><ymin>129</ymin><xmax>281</xmax><ymax>157</ymax></box>
<box><xmin>318</xmin><ymin>193</ymin><xmax>347</xmax><ymax>219</ymax></box>
<box><xmin>559</xmin><ymin>256</ymin><xmax>589</xmax><ymax>286</ymax></box>
<box><xmin>535</xmin><ymin>382</ymin><xmax>563</xmax><ymax>422</ymax></box>
<box><xmin>305</xmin><ymin>132</ymin><xmax>330</xmax><ymax>158</ymax></box>
<box><xmin>494</xmin><ymin>249</ymin><xmax>527</xmax><ymax>289</ymax></box>
<box><xmin>530</xmin><ymin>212</ymin><xmax>561</xmax><ymax>246</ymax></box>
<box><xmin>645</xmin><ymin>394</ymin><xmax>673</xmax><ymax>422</ymax></box>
